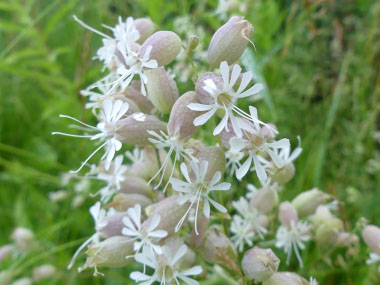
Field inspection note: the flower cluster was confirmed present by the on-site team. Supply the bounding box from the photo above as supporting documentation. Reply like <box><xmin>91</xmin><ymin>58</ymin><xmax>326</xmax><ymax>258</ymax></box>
<box><xmin>52</xmin><ymin>13</ymin><xmax>362</xmax><ymax>285</ymax></box>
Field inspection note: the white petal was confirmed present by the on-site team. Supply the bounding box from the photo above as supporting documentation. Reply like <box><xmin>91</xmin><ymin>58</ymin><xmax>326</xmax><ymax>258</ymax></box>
<box><xmin>230</xmin><ymin>137</ymin><xmax>249</xmax><ymax>152</ymax></box>
<box><xmin>209</xmin><ymin>171</ymin><xmax>221</xmax><ymax>186</ymax></box>
<box><xmin>203</xmin><ymin>199</ymin><xmax>210</xmax><ymax>218</ymax></box>
<box><xmin>236</xmin><ymin>154</ymin><xmax>252</xmax><ymax>180</ymax></box>
<box><xmin>253</xmin><ymin>154</ymin><xmax>267</xmax><ymax>184</ymax></box>
<box><xmin>229</xmin><ymin>64</ymin><xmax>241</xmax><ymax>89</ymax></box>
<box><xmin>267</xmin><ymin>149</ymin><xmax>284</xmax><ymax>168</ymax></box>
<box><xmin>236</xmin><ymin>72</ymin><xmax>253</xmax><ymax>95</ymax></box>
<box><xmin>220</xmin><ymin>61</ymin><xmax>230</xmax><ymax>90</ymax></box>
<box><xmin>237</xmin><ymin>83</ymin><xmax>263</xmax><ymax>98</ymax></box>
<box><xmin>149</xmin><ymin>229</ymin><xmax>168</xmax><ymax>238</ymax></box>
<box><xmin>210</xmin><ymin>182</ymin><xmax>231</xmax><ymax>191</ymax></box>
<box><xmin>213</xmin><ymin>110</ymin><xmax>229</xmax><ymax>135</ymax></box>
<box><xmin>180</xmin><ymin>162</ymin><xmax>191</xmax><ymax>183</ymax></box>
<box><xmin>171</xmin><ymin>244</ymin><xmax>188</xmax><ymax>266</ymax></box>
<box><xmin>208</xmin><ymin>198</ymin><xmax>227</xmax><ymax>213</ymax></box>
<box><xmin>268</xmin><ymin>138</ymin><xmax>290</xmax><ymax>149</ymax></box>
<box><xmin>187</xmin><ymin>103</ymin><xmax>213</xmax><ymax>111</ymax></box>
<box><xmin>181</xmin><ymin>265</ymin><xmax>203</xmax><ymax>276</ymax></box>
<box><xmin>147</xmin><ymin>215</ymin><xmax>161</xmax><ymax>232</ymax></box>
<box><xmin>193</xmin><ymin>108</ymin><xmax>217</xmax><ymax>126</ymax></box>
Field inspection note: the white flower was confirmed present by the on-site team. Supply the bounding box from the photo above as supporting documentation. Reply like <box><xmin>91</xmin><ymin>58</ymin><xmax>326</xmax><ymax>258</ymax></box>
<box><xmin>366</xmin><ymin>244</ymin><xmax>380</xmax><ymax>272</ymax></box>
<box><xmin>52</xmin><ymin>99</ymin><xmax>129</xmax><ymax>173</ymax></box>
<box><xmin>122</xmin><ymin>204</ymin><xmax>167</xmax><ymax>255</ymax></box>
<box><xmin>230</xmin><ymin>197</ymin><xmax>268</xmax><ymax>251</ymax></box>
<box><xmin>228</xmin><ymin>106</ymin><xmax>290</xmax><ymax>183</ymax></box>
<box><xmin>258</xmin><ymin>136</ymin><xmax>302</xmax><ymax>175</ymax></box>
<box><xmin>170</xmin><ymin>160</ymin><xmax>231</xmax><ymax>234</ymax></box>
<box><xmin>80</xmin><ymin>73</ymin><xmax>120</xmax><ymax>110</ymax></box>
<box><xmin>188</xmin><ymin>61</ymin><xmax>265</xmax><ymax>137</ymax></box>
<box><xmin>275</xmin><ymin>220</ymin><xmax>311</xmax><ymax>268</ymax></box>
<box><xmin>68</xmin><ymin>202</ymin><xmax>115</xmax><ymax>269</ymax></box>
<box><xmin>113</xmin><ymin>39</ymin><xmax>157</xmax><ymax>95</ymax></box>
<box><xmin>131</xmin><ymin>244</ymin><xmax>202</xmax><ymax>285</ymax></box>
<box><xmin>225</xmin><ymin>147</ymin><xmax>244</xmax><ymax>176</ymax></box>
<box><xmin>125</xmin><ymin>147</ymin><xmax>144</xmax><ymax>164</ymax></box>
<box><xmin>309</xmin><ymin>277</ymin><xmax>319</xmax><ymax>285</ymax></box>
<box><xmin>148</xmin><ymin>130</ymin><xmax>194</xmax><ymax>191</ymax></box>
<box><xmin>73</xmin><ymin>15</ymin><xmax>139</xmax><ymax>68</ymax></box>
<box><xmin>230</xmin><ymin>215</ymin><xmax>254</xmax><ymax>252</ymax></box>
<box><xmin>94</xmin><ymin>155</ymin><xmax>128</xmax><ymax>202</ymax></box>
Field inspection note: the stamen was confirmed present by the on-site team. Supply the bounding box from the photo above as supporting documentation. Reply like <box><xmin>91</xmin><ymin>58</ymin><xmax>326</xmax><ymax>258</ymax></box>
<box><xmin>70</xmin><ymin>141</ymin><xmax>108</xmax><ymax>174</ymax></box>
<box><xmin>51</xmin><ymin>132</ymin><xmax>93</xmax><ymax>138</ymax></box>
<box><xmin>59</xmin><ymin>114</ymin><xmax>99</xmax><ymax>130</ymax></box>
<box><xmin>73</xmin><ymin>15</ymin><xmax>112</xmax><ymax>39</ymax></box>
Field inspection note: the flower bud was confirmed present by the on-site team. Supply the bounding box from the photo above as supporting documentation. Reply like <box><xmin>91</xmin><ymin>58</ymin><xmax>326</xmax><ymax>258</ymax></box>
<box><xmin>336</xmin><ymin>232</ymin><xmax>359</xmax><ymax>247</ymax></box>
<box><xmin>195</xmin><ymin>72</ymin><xmax>223</xmax><ymax>104</ymax></box>
<box><xmin>190</xmin><ymin>216</ymin><xmax>210</xmax><ymax>248</ymax></box>
<box><xmin>145</xmin><ymin>67</ymin><xmax>179</xmax><ymax>114</ymax></box>
<box><xmin>32</xmin><ymin>264</ymin><xmax>56</xmax><ymax>282</ymax></box>
<box><xmin>270</xmin><ymin>163</ymin><xmax>295</xmax><ymax>185</ymax></box>
<box><xmin>250</xmin><ymin>187</ymin><xmax>277</xmax><ymax>213</ymax></box>
<box><xmin>242</xmin><ymin>246</ymin><xmax>280</xmax><ymax>282</ymax></box>
<box><xmin>129</xmin><ymin>147</ymin><xmax>172</xmax><ymax>182</ymax></box>
<box><xmin>143</xmin><ymin>196</ymin><xmax>188</xmax><ymax>235</ymax></box>
<box><xmin>12</xmin><ymin>277</ymin><xmax>33</xmax><ymax>285</ymax></box>
<box><xmin>11</xmin><ymin>227</ymin><xmax>34</xmax><ymax>251</ymax></box>
<box><xmin>99</xmin><ymin>211</ymin><xmax>128</xmax><ymax>238</ymax></box>
<box><xmin>81</xmin><ymin>236</ymin><xmax>134</xmax><ymax>272</ymax></box>
<box><xmin>263</xmin><ymin>272</ymin><xmax>309</xmax><ymax>285</ymax></box>
<box><xmin>362</xmin><ymin>225</ymin><xmax>380</xmax><ymax>254</ymax></box>
<box><xmin>292</xmin><ymin>188</ymin><xmax>330</xmax><ymax>217</ymax></box>
<box><xmin>107</xmin><ymin>193</ymin><xmax>152</xmax><ymax>211</ymax></box>
<box><xmin>125</xmin><ymin>83</ymin><xmax>154</xmax><ymax>114</ymax></box>
<box><xmin>315</xmin><ymin>218</ymin><xmax>343</xmax><ymax>246</ymax></box>
<box><xmin>0</xmin><ymin>244</ymin><xmax>13</xmax><ymax>262</ymax></box>
<box><xmin>134</xmin><ymin>18</ymin><xmax>155</xmax><ymax>43</ymax></box>
<box><xmin>168</xmin><ymin>91</ymin><xmax>201</xmax><ymax>139</ymax></box>
<box><xmin>120</xmin><ymin>175</ymin><xmax>153</xmax><ymax>197</ymax></box>
<box><xmin>117</xmin><ymin>112</ymin><xmax>165</xmax><ymax>146</ymax></box>
<box><xmin>195</xmin><ymin>146</ymin><xmax>226</xmax><ymax>182</ymax></box>
<box><xmin>139</xmin><ymin>31</ymin><xmax>182</xmax><ymax>66</ymax></box>
<box><xmin>208</xmin><ymin>16</ymin><xmax>253</xmax><ymax>68</ymax></box>
<box><xmin>309</xmin><ymin>205</ymin><xmax>334</xmax><ymax>227</ymax></box>
<box><xmin>278</xmin><ymin>202</ymin><xmax>298</xmax><ymax>229</ymax></box>
<box><xmin>199</xmin><ymin>228</ymin><xmax>237</xmax><ymax>264</ymax></box>
<box><xmin>188</xmin><ymin>35</ymin><xmax>199</xmax><ymax>52</ymax></box>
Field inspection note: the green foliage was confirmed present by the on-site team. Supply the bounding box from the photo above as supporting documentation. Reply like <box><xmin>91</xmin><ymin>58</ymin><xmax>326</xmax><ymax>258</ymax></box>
<box><xmin>0</xmin><ymin>0</ymin><xmax>379</xmax><ymax>284</ymax></box>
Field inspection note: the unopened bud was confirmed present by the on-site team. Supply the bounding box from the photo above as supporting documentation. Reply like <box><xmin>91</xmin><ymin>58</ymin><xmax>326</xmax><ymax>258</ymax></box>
<box><xmin>250</xmin><ymin>187</ymin><xmax>277</xmax><ymax>213</ymax></box>
<box><xmin>143</xmin><ymin>196</ymin><xmax>188</xmax><ymax>235</ymax></box>
<box><xmin>263</xmin><ymin>272</ymin><xmax>309</xmax><ymax>285</ymax></box>
<box><xmin>336</xmin><ymin>232</ymin><xmax>359</xmax><ymax>247</ymax></box>
<box><xmin>12</xmin><ymin>277</ymin><xmax>33</xmax><ymax>285</ymax></box>
<box><xmin>139</xmin><ymin>31</ymin><xmax>182</xmax><ymax>66</ymax></box>
<box><xmin>187</xmin><ymin>35</ymin><xmax>199</xmax><ymax>52</ymax></box>
<box><xmin>117</xmin><ymin>113</ymin><xmax>165</xmax><ymax>146</ymax></box>
<box><xmin>125</xmin><ymin>83</ymin><xmax>154</xmax><ymax>114</ymax></box>
<box><xmin>208</xmin><ymin>16</ymin><xmax>253</xmax><ymax>68</ymax></box>
<box><xmin>32</xmin><ymin>264</ymin><xmax>56</xmax><ymax>282</ymax></box>
<box><xmin>168</xmin><ymin>91</ymin><xmax>201</xmax><ymax>139</ymax></box>
<box><xmin>129</xmin><ymin>147</ymin><xmax>172</xmax><ymax>182</ymax></box>
<box><xmin>278</xmin><ymin>202</ymin><xmax>298</xmax><ymax>229</ymax></box>
<box><xmin>134</xmin><ymin>18</ymin><xmax>155</xmax><ymax>43</ymax></box>
<box><xmin>315</xmin><ymin>218</ymin><xmax>343</xmax><ymax>246</ymax></box>
<box><xmin>120</xmin><ymin>175</ymin><xmax>153</xmax><ymax>197</ymax></box>
<box><xmin>99</xmin><ymin>211</ymin><xmax>128</xmax><ymax>238</ymax></box>
<box><xmin>200</xmin><ymin>228</ymin><xmax>237</xmax><ymax>264</ymax></box>
<box><xmin>309</xmin><ymin>205</ymin><xmax>334</xmax><ymax>227</ymax></box>
<box><xmin>11</xmin><ymin>227</ymin><xmax>34</xmax><ymax>251</ymax></box>
<box><xmin>242</xmin><ymin>246</ymin><xmax>280</xmax><ymax>282</ymax></box>
<box><xmin>107</xmin><ymin>193</ymin><xmax>152</xmax><ymax>211</ymax></box>
<box><xmin>145</xmin><ymin>67</ymin><xmax>179</xmax><ymax>114</ymax></box>
<box><xmin>292</xmin><ymin>188</ymin><xmax>330</xmax><ymax>217</ymax></box>
<box><xmin>362</xmin><ymin>225</ymin><xmax>380</xmax><ymax>254</ymax></box>
<box><xmin>0</xmin><ymin>244</ymin><xmax>13</xmax><ymax>262</ymax></box>
<box><xmin>195</xmin><ymin>146</ymin><xmax>226</xmax><ymax>181</ymax></box>
<box><xmin>270</xmin><ymin>163</ymin><xmax>295</xmax><ymax>185</ymax></box>
<box><xmin>81</xmin><ymin>236</ymin><xmax>134</xmax><ymax>272</ymax></box>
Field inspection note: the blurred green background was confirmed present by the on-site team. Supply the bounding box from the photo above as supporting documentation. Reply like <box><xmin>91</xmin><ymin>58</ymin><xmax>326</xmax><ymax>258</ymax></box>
<box><xmin>0</xmin><ymin>0</ymin><xmax>379</xmax><ymax>284</ymax></box>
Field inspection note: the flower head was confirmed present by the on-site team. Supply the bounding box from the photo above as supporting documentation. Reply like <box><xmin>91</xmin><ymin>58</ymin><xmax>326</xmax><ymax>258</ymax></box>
<box><xmin>188</xmin><ymin>61</ymin><xmax>265</xmax><ymax>137</ymax></box>
<box><xmin>122</xmin><ymin>204</ymin><xmax>167</xmax><ymax>255</ymax></box>
<box><xmin>131</xmin><ymin>244</ymin><xmax>202</xmax><ymax>285</ymax></box>
<box><xmin>52</xmin><ymin>99</ymin><xmax>129</xmax><ymax>173</ymax></box>
<box><xmin>170</xmin><ymin>160</ymin><xmax>231</xmax><ymax>234</ymax></box>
